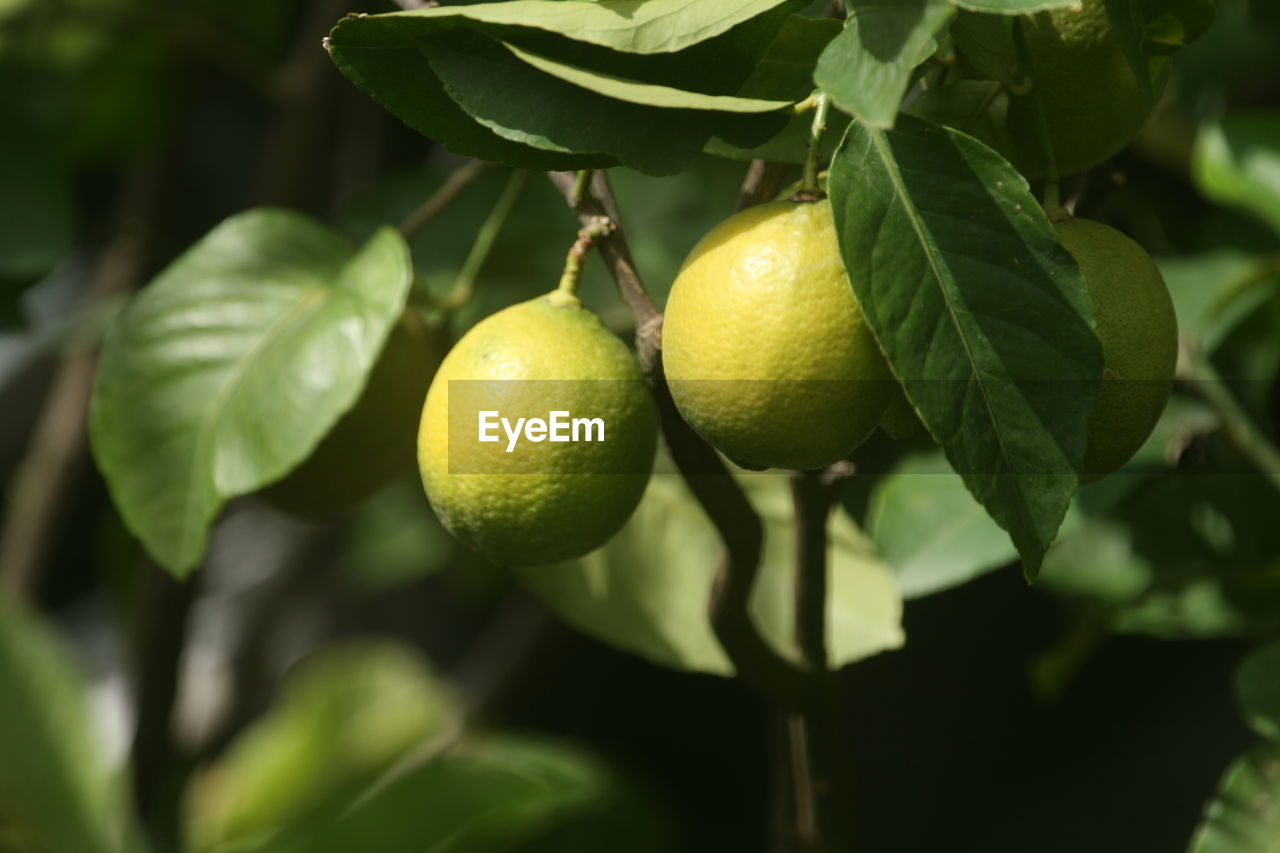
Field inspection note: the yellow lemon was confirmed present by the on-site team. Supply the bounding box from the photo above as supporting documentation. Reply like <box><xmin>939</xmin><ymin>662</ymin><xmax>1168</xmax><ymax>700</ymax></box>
<box><xmin>662</xmin><ymin>198</ymin><xmax>891</xmax><ymax>471</ymax></box>
<box><xmin>418</xmin><ymin>293</ymin><xmax>657</xmax><ymax>565</ymax></box>
<box><xmin>1055</xmin><ymin>218</ymin><xmax>1178</xmax><ymax>480</ymax></box>
<box><xmin>262</xmin><ymin>309</ymin><xmax>441</xmax><ymax>519</ymax></box>
<box><xmin>1006</xmin><ymin>0</ymin><xmax>1164</xmax><ymax>176</ymax></box>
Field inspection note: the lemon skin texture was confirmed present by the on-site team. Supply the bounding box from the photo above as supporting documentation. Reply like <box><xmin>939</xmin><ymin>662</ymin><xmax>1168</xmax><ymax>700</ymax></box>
<box><xmin>1007</xmin><ymin>0</ymin><xmax>1164</xmax><ymax>176</ymax></box>
<box><xmin>262</xmin><ymin>309</ymin><xmax>442</xmax><ymax>519</ymax></box>
<box><xmin>1055</xmin><ymin>218</ymin><xmax>1177</xmax><ymax>480</ymax></box>
<box><xmin>418</xmin><ymin>294</ymin><xmax>657</xmax><ymax>566</ymax></box>
<box><xmin>662</xmin><ymin>198</ymin><xmax>891</xmax><ymax>471</ymax></box>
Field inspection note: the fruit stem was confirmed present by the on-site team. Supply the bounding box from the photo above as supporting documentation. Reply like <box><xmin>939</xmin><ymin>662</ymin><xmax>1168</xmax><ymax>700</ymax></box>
<box><xmin>554</xmin><ymin>217</ymin><xmax>614</xmax><ymax>304</ymax></box>
<box><xmin>398</xmin><ymin>159</ymin><xmax>489</xmax><ymax>239</ymax></box>
<box><xmin>798</xmin><ymin>91</ymin><xmax>831</xmax><ymax>201</ymax></box>
<box><xmin>433</xmin><ymin>169</ymin><xmax>529</xmax><ymax>311</ymax></box>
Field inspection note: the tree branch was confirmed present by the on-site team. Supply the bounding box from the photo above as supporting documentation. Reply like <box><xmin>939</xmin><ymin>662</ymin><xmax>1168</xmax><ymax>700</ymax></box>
<box><xmin>548</xmin><ymin>170</ymin><xmax>811</xmax><ymax>706</ymax></box>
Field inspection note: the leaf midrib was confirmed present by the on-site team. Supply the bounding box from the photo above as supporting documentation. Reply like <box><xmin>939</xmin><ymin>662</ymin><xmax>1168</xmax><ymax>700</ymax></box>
<box><xmin>175</xmin><ymin>287</ymin><xmax>330</xmax><ymax>567</ymax></box>
<box><xmin>865</xmin><ymin>127</ymin><xmax>1024</xmax><ymax>509</ymax></box>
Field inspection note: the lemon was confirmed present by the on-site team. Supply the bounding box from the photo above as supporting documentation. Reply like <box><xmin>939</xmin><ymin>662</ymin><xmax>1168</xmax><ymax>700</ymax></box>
<box><xmin>418</xmin><ymin>293</ymin><xmax>657</xmax><ymax>566</ymax></box>
<box><xmin>262</xmin><ymin>309</ymin><xmax>441</xmax><ymax>519</ymax></box>
<box><xmin>1055</xmin><ymin>218</ymin><xmax>1177</xmax><ymax>480</ymax></box>
<box><xmin>1006</xmin><ymin>0</ymin><xmax>1163</xmax><ymax>176</ymax></box>
<box><xmin>662</xmin><ymin>198</ymin><xmax>891</xmax><ymax>471</ymax></box>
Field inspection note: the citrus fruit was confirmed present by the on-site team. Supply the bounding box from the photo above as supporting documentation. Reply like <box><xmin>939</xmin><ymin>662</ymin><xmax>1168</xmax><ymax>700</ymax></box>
<box><xmin>1055</xmin><ymin>217</ymin><xmax>1177</xmax><ymax>480</ymax></box>
<box><xmin>661</xmin><ymin>198</ymin><xmax>891</xmax><ymax>471</ymax></box>
<box><xmin>1006</xmin><ymin>0</ymin><xmax>1164</xmax><ymax>176</ymax></box>
<box><xmin>418</xmin><ymin>292</ymin><xmax>657</xmax><ymax>566</ymax></box>
<box><xmin>262</xmin><ymin>308</ymin><xmax>441</xmax><ymax>519</ymax></box>
<box><xmin>880</xmin><ymin>382</ymin><xmax>930</xmax><ymax>443</ymax></box>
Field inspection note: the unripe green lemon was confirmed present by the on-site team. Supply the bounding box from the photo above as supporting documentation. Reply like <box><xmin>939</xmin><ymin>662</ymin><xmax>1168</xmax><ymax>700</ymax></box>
<box><xmin>662</xmin><ymin>198</ymin><xmax>891</xmax><ymax>471</ymax></box>
<box><xmin>262</xmin><ymin>309</ymin><xmax>442</xmax><ymax>519</ymax></box>
<box><xmin>418</xmin><ymin>293</ymin><xmax>657</xmax><ymax>566</ymax></box>
<box><xmin>1006</xmin><ymin>0</ymin><xmax>1164</xmax><ymax>176</ymax></box>
<box><xmin>1055</xmin><ymin>218</ymin><xmax>1177</xmax><ymax>480</ymax></box>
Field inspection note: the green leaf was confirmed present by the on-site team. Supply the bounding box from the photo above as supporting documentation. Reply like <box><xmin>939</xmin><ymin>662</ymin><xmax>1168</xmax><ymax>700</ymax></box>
<box><xmin>1188</xmin><ymin>742</ymin><xmax>1280</xmax><ymax>853</ymax></box>
<box><xmin>1142</xmin><ymin>0</ymin><xmax>1216</xmax><ymax>48</ymax></box>
<box><xmin>734</xmin><ymin>15</ymin><xmax>843</xmax><ymax>102</ymax></box>
<box><xmin>1161</xmin><ymin>250</ymin><xmax>1280</xmax><ymax>355</ymax></box>
<box><xmin>422</xmin><ymin>31</ymin><xmax>719</xmax><ymax>175</ymax></box>
<box><xmin>186</xmin><ymin>640</ymin><xmax>462</xmax><ymax>853</ymax></box>
<box><xmin>1102</xmin><ymin>0</ymin><xmax>1152</xmax><ymax>98</ymax></box>
<box><xmin>814</xmin><ymin>0</ymin><xmax>955</xmax><ymax>129</ymax></box>
<box><xmin>341</xmin><ymin>0</ymin><xmax>799</xmax><ymax>55</ymax></box>
<box><xmin>867</xmin><ymin>451</ymin><xmax>1018</xmax><ymax>598</ymax></box>
<box><xmin>90</xmin><ymin>209</ymin><xmax>413</xmax><ymax>575</ymax></box>
<box><xmin>1193</xmin><ymin>113</ymin><xmax>1280</xmax><ymax>236</ymax></box>
<box><xmin>952</xmin><ymin>0</ymin><xmax>1083</xmax><ymax>12</ymax></box>
<box><xmin>327</xmin><ymin>26</ymin><xmax>613</xmax><ymax>171</ymax></box>
<box><xmin>501</xmin><ymin>42</ymin><xmax>792</xmax><ymax>112</ymax></box>
<box><xmin>518</xmin><ymin>471</ymin><xmax>904</xmax><ymax>675</ymax></box>
<box><xmin>950</xmin><ymin>11</ymin><xmax>1022</xmax><ymax>86</ymax></box>
<box><xmin>0</xmin><ymin>599</ymin><xmax>135</xmax><ymax>853</ymax></box>
<box><xmin>829</xmin><ymin>115</ymin><xmax>1100</xmax><ymax>575</ymax></box>
<box><xmin>258</xmin><ymin>734</ymin><xmax>669</xmax><ymax>853</ymax></box>
<box><xmin>903</xmin><ymin>79</ymin><xmax>1009</xmax><ymax>151</ymax></box>
<box><xmin>1238</xmin><ymin>642</ymin><xmax>1280</xmax><ymax>743</ymax></box>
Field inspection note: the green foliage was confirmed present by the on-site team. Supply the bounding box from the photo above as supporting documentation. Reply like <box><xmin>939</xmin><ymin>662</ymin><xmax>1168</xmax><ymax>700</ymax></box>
<box><xmin>1238</xmin><ymin>642</ymin><xmax>1280</xmax><ymax>743</ymax></box>
<box><xmin>1188</xmin><ymin>742</ymin><xmax>1280</xmax><ymax>853</ymax></box>
<box><xmin>828</xmin><ymin>115</ymin><xmax>1100</xmax><ymax>575</ymax></box>
<box><xmin>1193</xmin><ymin>112</ymin><xmax>1280</xmax><ymax>236</ymax></box>
<box><xmin>256</xmin><ymin>734</ymin><xmax>670</xmax><ymax>853</ymax></box>
<box><xmin>517</xmin><ymin>470</ymin><xmax>904</xmax><ymax>674</ymax></box>
<box><xmin>814</xmin><ymin>0</ymin><xmax>955</xmax><ymax>128</ymax></box>
<box><xmin>866</xmin><ymin>451</ymin><xmax>1017</xmax><ymax>597</ymax></box>
<box><xmin>186</xmin><ymin>640</ymin><xmax>462</xmax><ymax>852</ymax></box>
<box><xmin>0</xmin><ymin>599</ymin><xmax>136</xmax><ymax>853</ymax></box>
<box><xmin>89</xmin><ymin>210</ymin><xmax>413</xmax><ymax>575</ymax></box>
<box><xmin>326</xmin><ymin>0</ymin><xmax>805</xmax><ymax>174</ymax></box>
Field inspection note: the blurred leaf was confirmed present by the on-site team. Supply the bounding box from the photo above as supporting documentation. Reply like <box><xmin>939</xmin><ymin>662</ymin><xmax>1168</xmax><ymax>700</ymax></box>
<box><xmin>953</xmin><ymin>0</ymin><xmax>1083</xmax><ymax>10</ymax></box>
<box><xmin>90</xmin><ymin>209</ymin><xmax>412</xmax><ymax>575</ymax></box>
<box><xmin>337</xmin><ymin>476</ymin><xmax>457</xmax><ymax>593</ymax></box>
<box><xmin>866</xmin><ymin>451</ymin><xmax>1017</xmax><ymax>598</ymax></box>
<box><xmin>0</xmin><ymin>598</ymin><xmax>135</xmax><ymax>853</ymax></box>
<box><xmin>1188</xmin><ymin>742</ymin><xmax>1280</xmax><ymax>853</ymax></box>
<box><xmin>1040</xmin><ymin>520</ymin><xmax>1154</xmax><ymax>605</ymax></box>
<box><xmin>829</xmin><ymin>114</ymin><xmax>1100</xmax><ymax>576</ymax></box>
<box><xmin>186</xmin><ymin>640</ymin><xmax>462</xmax><ymax>853</ymax></box>
<box><xmin>1142</xmin><ymin>0</ymin><xmax>1217</xmax><ymax>47</ymax></box>
<box><xmin>1161</xmin><ymin>249</ymin><xmax>1280</xmax><ymax>355</ymax></box>
<box><xmin>1238</xmin><ymin>641</ymin><xmax>1280</xmax><ymax>742</ymax></box>
<box><xmin>814</xmin><ymin>0</ymin><xmax>955</xmax><ymax>128</ymax></box>
<box><xmin>518</xmin><ymin>470</ymin><xmax>904</xmax><ymax>675</ymax></box>
<box><xmin>1193</xmin><ymin>113</ymin><xmax>1280</xmax><ymax>236</ymax></box>
<box><xmin>259</xmin><ymin>734</ymin><xmax>670</xmax><ymax>853</ymax></box>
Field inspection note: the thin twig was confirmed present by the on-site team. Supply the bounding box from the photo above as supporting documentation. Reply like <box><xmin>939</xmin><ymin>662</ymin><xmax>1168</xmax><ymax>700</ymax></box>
<box><xmin>736</xmin><ymin>159</ymin><xmax>789</xmax><ymax>212</ymax></box>
<box><xmin>1180</xmin><ymin>347</ymin><xmax>1280</xmax><ymax>493</ymax></box>
<box><xmin>0</xmin><ymin>163</ymin><xmax>158</xmax><ymax>599</ymax></box>
<box><xmin>432</xmin><ymin>169</ymin><xmax>528</xmax><ymax>310</ymax></box>
<box><xmin>547</xmin><ymin>170</ymin><xmax>811</xmax><ymax>706</ymax></box>
<box><xmin>398</xmin><ymin>160</ymin><xmax>490</xmax><ymax>239</ymax></box>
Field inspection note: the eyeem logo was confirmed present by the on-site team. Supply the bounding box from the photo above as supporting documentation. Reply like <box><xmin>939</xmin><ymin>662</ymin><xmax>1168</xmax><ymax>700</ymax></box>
<box><xmin>478</xmin><ymin>410</ymin><xmax>605</xmax><ymax>453</ymax></box>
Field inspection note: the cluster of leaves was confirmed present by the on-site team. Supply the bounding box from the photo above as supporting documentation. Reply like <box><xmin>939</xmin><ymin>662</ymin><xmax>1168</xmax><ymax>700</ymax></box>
<box><xmin>0</xmin><ymin>598</ymin><xmax>667</xmax><ymax>853</ymax></box>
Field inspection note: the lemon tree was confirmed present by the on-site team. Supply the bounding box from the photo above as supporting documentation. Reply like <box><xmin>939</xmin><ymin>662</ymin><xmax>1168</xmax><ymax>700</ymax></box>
<box><xmin>27</xmin><ymin>1</ymin><xmax>1280</xmax><ymax>852</ymax></box>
